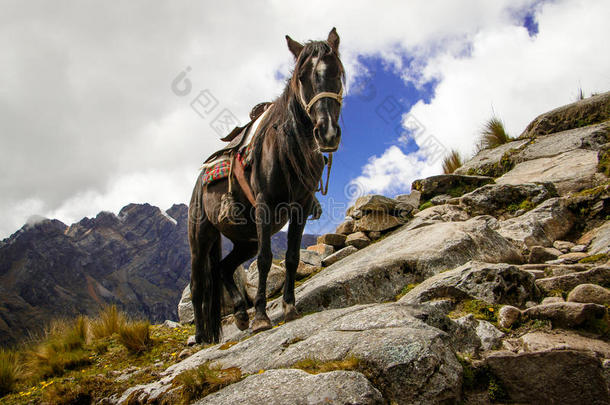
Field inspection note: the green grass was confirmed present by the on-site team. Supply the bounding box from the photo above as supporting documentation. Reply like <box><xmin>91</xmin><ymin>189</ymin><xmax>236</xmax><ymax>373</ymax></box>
<box><xmin>89</xmin><ymin>305</ymin><xmax>126</xmax><ymax>339</ymax></box>
<box><xmin>395</xmin><ymin>283</ymin><xmax>419</xmax><ymax>300</ymax></box>
<box><xmin>479</xmin><ymin>117</ymin><xmax>511</xmax><ymax>150</ymax></box>
<box><xmin>442</xmin><ymin>150</ymin><xmax>463</xmax><ymax>174</ymax></box>
<box><xmin>118</xmin><ymin>320</ymin><xmax>152</xmax><ymax>354</ymax></box>
<box><xmin>292</xmin><ymin>356</ymin><xmax>361</xmax><ymax>374</ymax></box>
<box><xmin>449</xmin><ymin>299</ymin><xmax>500</xmax><ymax>323</ymax></box>
<box><xmin>419</xmin><ymin>201</ymin><xmax>434</xmax><ymax>211</ymax></box>
<box><xmin>172</xmin><ymin>362</ymin><xmax>242</xmax><ymax>404</ymax></box>
<box><xmin>0</xmin><ymin>349</ymin><xmax>21</xmax><ymax>396</ymax></box>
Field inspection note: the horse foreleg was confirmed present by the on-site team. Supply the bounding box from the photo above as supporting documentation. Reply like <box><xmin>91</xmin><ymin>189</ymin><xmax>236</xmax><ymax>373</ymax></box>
<box><xmin>283</xmin><ymin>201</ymin><xmax>310</xmax><ymax>322</ymax></box>
<box><xmin>220</xmin><ymin>241</ymin><xmax>257</xmax><ymax>331</ymax></box>
<box><xmin>252</xmin><ymin>203</ymin><xmax>273</xmax><ymax>333</ymax></box>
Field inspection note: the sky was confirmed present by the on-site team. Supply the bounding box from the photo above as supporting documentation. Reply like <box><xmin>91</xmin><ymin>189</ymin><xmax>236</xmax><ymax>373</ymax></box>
<box><xmin>1</xmin><ymin>0</ymin><xmax>609</xmax><ymax>238</ymax></box>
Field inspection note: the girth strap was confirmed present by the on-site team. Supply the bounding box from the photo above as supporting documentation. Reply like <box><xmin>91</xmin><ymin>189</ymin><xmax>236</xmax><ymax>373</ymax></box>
<box><xmin>232</xmin><ymin>154</ymin><xmax>257</xmax><ymax>207</ymax></box>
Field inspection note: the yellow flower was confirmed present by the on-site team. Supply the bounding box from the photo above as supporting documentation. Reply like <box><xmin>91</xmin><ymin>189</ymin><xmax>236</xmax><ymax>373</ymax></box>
<box><xmin>171</xmin><ymin>352</ymin><xmax>178</xmax><ymax>356</ymax></box>
<box><xmin>257</xmin><ymin>369</ymin><xmax>265</xmax><ymax>374</ymax></box>
<box><xmin>488</xmin><ymin>307</ymin><xmax>494</xmax><ymax>312</ymax></box>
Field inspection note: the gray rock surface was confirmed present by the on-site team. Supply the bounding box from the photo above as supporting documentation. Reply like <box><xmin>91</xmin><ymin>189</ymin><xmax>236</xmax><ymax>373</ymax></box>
<box><xmin>455</xmin><ymin>314</ymin><xmax>504</xmax><ymax>352</ymax></box>
<box><xmin>350</xmin><ymin>194</ymin><xmax>397</xmax><ymax>214</ymax></box>
<box><xmin>345</xmin><ymin>231</ymin><xmax>371</xmax><ymax>249</ymax></box>
<box><xmin>245</xmin><ymin>261</ymin><xmax>285</xmax><ymax>301</ymax></box>
<box><xmin>411</xmin><ymin>174</ymin><xmax>494</xmax><ymax>201</ymax></box>
<box><xmin>498</xmin><ymin>305</ymin><xmax>521</xmax><ymax>329</ymax></box>
<box><xmin>335</xmin><ymin>218</ymin><xmax>355</xmax><ymax>235</ymax></box>
<box><xmin>516</xmin><ymin>330</ymin><xmax>610</xmax><ymax>358</ymax></box>
<box><xmin>317</xmin><ymin>233</ymin><xmax>347</xmax><ymax>248</ymax></box>
<box><xmin>353</xmin><ymin>212</ymin><xmax>403</xmax><ymax>232</ymax></box>
<box><xmin>583</xmin><ymin>221</ymin><xmax>610</xmax><ymax>255</ymax></box>
<box><xmin>303</xmin><ymin>247</ymin><xmax>331</xmax><ymax>263</ymax></box>
<box><xmin>395</xmin><ymin>190</ymin><xmax>421</xmax><ymax>210</ymax></box>
<box><xmin>496</xmin><ymin>197</ymin><xmax>575</xmax><ymax>248</ymax></box>
<box><xmin>400</xmin><ymin>261</ymin><xmax>537</xmax><ymax>307</ymax></box>
<box><xmin>196</xmin><ymin>369</ymin><xmax>384</xmax><ymax>405</ymax></box>
<box><xmin>553</xmin><ymin>240</ymin><xmax>575</xmax><ymax>252</ymax></box>
<box><xmin>528</xmin><ymin>246</ymin><xmax>563</xmax><ymax>263</ymax></box>
<box><xmin>460</xmin><ymin>183</ymin><xmax>556</xmax><ymax>217</ymax></box>
<box><xmin>321</xmin><ymin>245</ymin><xmax>358</xmax><ymax>267</ymax></box>
<box><xmin>454</xmin><ymin>139</ymin><xmax>530</xmax><ymax>176</ymax></box>
<box><xmin>120</xmin><ymin>303</ymin><xmax>463</xmax><ymax>404</ymax></box>
<box><xmin>485</xmin><ymin>350</ymin><xmax>609</xmax><ymax>405</ymax></box>
<box><xmin>413</xmin><ymin>204</ymin><xmax>469</xmax><ymax>222</ymax></box>
<box><xmin>522</xmin><ymin>301</ymin><xmax>607</xmax><ymax>327</ymax></box>
<box><xmin>567</xmin><ymin>283</ymin><xmax>610</xmax><ymax>306</ymax></box>
<box><xmin>535</xmin><ymin>266</ymin><xmax>610</xmax><ymax>293</ymax></box>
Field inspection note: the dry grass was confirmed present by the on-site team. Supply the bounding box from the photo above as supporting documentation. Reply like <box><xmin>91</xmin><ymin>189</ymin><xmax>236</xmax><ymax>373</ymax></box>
<box><xmin>89</xmin><ymin>305</ymin><xmax>126</xmax><ymax>339</ymax></box>
<box><xmin>118</xmin><ymin>321</ymin><xmax>151</xmax><ymax>354</ymax></box>
<box><xmin>293</xmin><ymin>356</ymin><xmax>361</xmax><ymax>374</ymax></box>
<box><xmin>442</xmin><ymin>150</ymin><xmax>463</xmax><ymax>174</ymax></box>
<box><xmin>173</xmin><ymin>362</ymin><xmax>242</xmax><ymax>404</ymax></box>
<box><xmin>0</xmin><ymin>349</ymin><xmax>21</xmax><ymax>396</ymax></box>
<box><xmin>478</xmin><ymin>117</ymin><xmax>511</xmax><ymax>150</ymax></box>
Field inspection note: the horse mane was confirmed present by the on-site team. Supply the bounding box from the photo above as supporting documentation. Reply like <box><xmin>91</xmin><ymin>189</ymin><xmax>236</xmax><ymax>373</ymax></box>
<box><xmin>252</xmin><ymin>40</ymin><xmax>345</xmax><ymax>196</ymax></box>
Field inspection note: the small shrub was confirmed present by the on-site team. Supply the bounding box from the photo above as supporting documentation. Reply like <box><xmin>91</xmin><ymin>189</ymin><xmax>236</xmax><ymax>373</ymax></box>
<box><xmin>488</xmin><ymin>375</ymin><xmax>508</xmax><ymax>402</ymax></box>
<box><xmin>293</xmin><ymin>356</ymin><xmax>360</xmax><ymax>374</ymax></box>
<box><xmin>90</xmin><ymin>305</ymin><xmax>126</xmax><ymax>339</ymax></box>
<box><xmin>479</xmin><ymin>117</ymin><xmax>511</xmax><ymax>150</ymax></box>
<box><xmin>118</xmin><ymin>321</ymin><xmax>151</xmax><ymax>354</ymax></box>
<box><xmin>173</xmin><ymin>362</ymin><xmax>242</xmax><ymax>404</ymax></box>
<box><xmin>419</xmin><ymin>201</ymin><xmax>433</xmax><ymax>211</ymax></box>
<box><xmin>0</xmin><ymin>348</ymin><xmax>21</xmax><ymax>396</ymax></box>
<box><xmin>442</xmin><ymin>150</ymin><xmax>463</xmax><ymax>174</ymax></box>
<box><xmin>451</xmin><ymin>300</ymin><xmax>500</xmax><ymax>323</ymax></box>
<box><xmin>579</xmin><ymin>253</ymin><xmax>609</xmax><ymax>264</ymax></box>
<box><xmin>395</xmin><ymin>283</ymin><xmax>419</xmax><ymax>300</ymax></box>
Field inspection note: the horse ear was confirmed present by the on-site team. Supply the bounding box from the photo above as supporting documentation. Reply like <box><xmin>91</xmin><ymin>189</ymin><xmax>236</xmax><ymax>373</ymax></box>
<box><xmin>285</xmin><ymin>35</ymin><xmax>304</xmax><ymax>59</ymax></box>
<box><xmin>327</xmin><ymin>27</ymin><xmax>340</xmax><ymax>54</ymax></box>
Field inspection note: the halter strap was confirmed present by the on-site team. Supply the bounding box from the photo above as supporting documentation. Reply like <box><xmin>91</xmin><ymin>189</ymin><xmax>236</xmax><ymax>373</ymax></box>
<box><xmin>304</xmin><ymin>87</ymin><xmax>343</xmax><ymax>115</ymax></box>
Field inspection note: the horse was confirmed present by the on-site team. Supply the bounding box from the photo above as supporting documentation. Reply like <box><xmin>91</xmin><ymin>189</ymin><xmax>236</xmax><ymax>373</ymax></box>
<box><xmin>188</xmin><ymin>28</ymin><xmax>344</xmax><ymax>344</ymax></box>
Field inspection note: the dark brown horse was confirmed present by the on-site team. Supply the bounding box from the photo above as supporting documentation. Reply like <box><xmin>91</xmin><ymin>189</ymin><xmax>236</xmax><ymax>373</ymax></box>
<box><xmin>188</xmin><ymin>28</ymin><xmax>344</xmax><ymax>343</ymax></box>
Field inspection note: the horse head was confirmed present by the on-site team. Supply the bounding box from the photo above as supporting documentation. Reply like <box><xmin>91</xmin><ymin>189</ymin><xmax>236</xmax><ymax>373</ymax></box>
<box><xmin>286</xmin><ymin>28</ymin><xmax>344</xmax><ymax>152</ymax></box>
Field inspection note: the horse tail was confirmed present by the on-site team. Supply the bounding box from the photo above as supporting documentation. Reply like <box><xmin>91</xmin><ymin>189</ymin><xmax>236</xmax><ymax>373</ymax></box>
<box><xmin>202</xmin><ymin>234</ymin><xmax>223</xmax><ymax>343</ymax></box>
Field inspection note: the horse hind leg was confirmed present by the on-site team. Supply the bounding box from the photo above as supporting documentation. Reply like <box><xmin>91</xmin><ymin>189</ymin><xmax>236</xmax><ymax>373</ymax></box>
<box><xmin>219</xmin><ymin>241</ymin><xmax>258</xmax><ymax>331</ymax></box>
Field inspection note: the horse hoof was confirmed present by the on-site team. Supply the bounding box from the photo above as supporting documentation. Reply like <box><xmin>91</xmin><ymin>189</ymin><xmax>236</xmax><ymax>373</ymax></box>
<box><xmin>234</xmin><ymin>313</ymin><xmax>249</xmax><ymax>331</ymax></box>
<box><xmin>251</xmin><ymin>317</ymin><xmax>272</xmax><ymax>333</ymax></box>
<box><xmin>282</xmin><ymin>302</ymin><xmax>300</xmax><ymax>322</ymax></box>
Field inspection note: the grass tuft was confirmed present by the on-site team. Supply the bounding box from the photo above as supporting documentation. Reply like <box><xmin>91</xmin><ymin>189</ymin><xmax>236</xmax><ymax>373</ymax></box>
<box><xmin>292</xmin><ymin>356</ymin><xmax>360</xmax><ymax>374</ymax></box>
<box><xmin>118</xmin><ymin>321</ymin><xmax>152</xmax><ymax>354</ymax></box>
<box><xmin>395</xmin><ymin>283</ymin><xmax>419</xmax><ymax>300</ymax></box>
<box><xmin>479</xmin><ymin>117</ymin><xmax>511</xmax><ymax>150</ymax></box>
<box><xmin>0</xmin><ymin>349</ymin><xmax>21</xmax><ymax>396</ymax></box>
<box><xmin>89</xmin><ymin>305</ymin><xmax>126</xmax><ymax>339</ymax></box>
<box><xmin>173</xmin><ymin>362</ymin><xmax>242</xmax><ymax>404</ymax></box>
<box><xmin>442</xmin><ymin>150</ymin><xmax>463</xmax><ymax>174</ymax></box>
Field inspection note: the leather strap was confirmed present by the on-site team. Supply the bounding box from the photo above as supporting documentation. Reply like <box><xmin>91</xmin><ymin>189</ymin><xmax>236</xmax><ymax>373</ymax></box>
<box><xmin>304</xmin><ymin>87</ymin><xmax>343</xmax><ymax>115</ymax></box>
<box><xmin>232</xmin><ymin>156</ymin><xmax>257</xmax><ymax>207</ymax></box>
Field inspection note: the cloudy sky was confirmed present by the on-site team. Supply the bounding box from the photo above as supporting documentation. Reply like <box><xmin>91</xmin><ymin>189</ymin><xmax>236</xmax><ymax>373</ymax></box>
<box><xmin>1</xmin><ymin>0</ymin><xmax>609</xmax><ymax>238</ymax></box>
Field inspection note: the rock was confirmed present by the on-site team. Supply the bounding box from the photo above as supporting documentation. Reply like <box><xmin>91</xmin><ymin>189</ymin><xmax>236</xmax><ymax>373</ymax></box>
<box><xmin>413</xmin><ymin>204</ymin><xmax>469</xmax><ymax>222</ymax></box>
<box><xmin>180</xmin><ymin>270</ymin><xmax>249</xmax><ymax>323</ymax></box>
<box><xmin>411</xmin><ymin>174</ymin><xmax>494</xmax><ymax>201</ymax></box>
<box><xmin>400</xmin><ymin>261</ymin><xmax>537</xmax><ymax>307</ymax></box>
<box><xmin>541</xmin><ymin>296</ymin><xmax>564</xmax><ymax>304</ymax></box>
<box><xmin>567</xmin><ymin>283</ymin><xmax>610</xmax><ymax>306</ymax></box>
<box><xmin>497</xmin><ymin>197</ymin><xmax>575</xmax><ymax>248</ymax></box>
<box><xmin>305</xmin><ymin>245</ymin><xmax>333</xmax><ymax>261</ymax></box>
<box><xmin>579</xmin><ymin>221</ymin><xmax>610</xmax><ymax>254</ymax></box>
<box><xmin>536</xmin><ymin>266</ymin><xmax>610</xmax><ymax>293</ymax></box>
<box><xmin>345</xmin><ymin>232</ymin><xmax>371</xmax><ymax>249</ymax></box>
<box><xmin>518</xmin><ymin>92</ymin><xmax>610</xmax><ymax>138</ymax></box>
<box><xmin>186</xmin><ymin>335</ymin><xmax>197</xmax><ymax>346</ymax></box>
<box><xmin>558</xmin><ymin>252</ymin><xmax>588</xmax><ymax>263</ymax></box>
<box><xmin>196</xmin><ymin>369</ymin><xmax>384</xmax><ymax>405</ymax></box>
<box><xmin>351</xmin><ymin>194</ymin><xmax>397</xmax><ymax>214</ymax></box>
<box><xmin>321</xmin><ymin>246</ymin><xmax>358</xmax><ymax>267</ymax></box>
<box><xmin>455</xmin><ymin>314</ymin><xmax>504</xmax><ymax>352</ymax></box>
<box><xmin>496</xmin><ymin>149</ymin><xmax>602</xmax><ymax>194</ymax></box>
<box><xmin>570</xmin><ymin>244</ymin><xmax>588</xmax><ymax>252</ymax></box>
<box><xmin>553</xmin><ymin>240</ymin><xmax>575</xmax><ymax>252</ymax></box>
<box><xmin>522</xmin><ymin>302</ymin><xmax>607</xmax><ymax>327</ymax></box>
<box><xmin>178</xmin><ymin>349</ymin><xmax>190</xmax><ymax>359</ymax></box>
<box><xmin>296</xmin><ymin>262</ymin><xmax>319</xmax><ymax>279</ymax></box>
<box><xmin>524</xmin><ymin>269</ymin><xmax>545</xmax><ymax>279</ymax></box>
<box><xmin>335</xmin><ymin>219</ymin><xmax>354</xmax><ymax>235</ymax></box>
<box><xmin>518</xmin><ymin>330</ymin><xmax>610</xmax><ymax>358</ymax></box>
<box><xmin>485</xmin><ymin>350</ymin><xmax>609</xmax><ymax>405</ymax></box>
<box><xmin>430</xmin><ymin>194</ymin><xmax>452</xmax><ymax>205</ymax></box>
<box><xmin>245</xmin><ymin>261</ymin><xmax>285</xmax><ymax>301</ymax></box>
<box><xmin>367</xmin><ymin>231</ymin><xmax>381</xmax><ymax>240</ymax></box>
<box><xmin>461</xmin><ymin>183</ymin><xmax>557</xmax><ymax>217</ymax></box>
<box><xmin>353</xmin><ymin>212</ymin><xmax>403</xmax><ymax>232</ymax></box>
<box><xmin>455</xmin><ymin>139</ymin><xmax>530</xmax><ymax>177</ymax></box>
<box><xmin>162</xmin><ymin>320</ymin><xmax>180</xmax><ymax>329</ymax></box>
<box><xmin>395</xmin><ymin>190</ymin><xmax>421</xmax><ymax>210</ymax></box>
<box><xmin>528</xmin><ymin>246</ymin><xmax>563</xmax><ymax>264</ymax></box>
<box><xmin>317</xmin><ymin>233</ymin><xmax>347</xmax><ymax>248</ymax></box>
<box><xmin>498</xmin><ymin>305</ymin><xmax>521</xmax><ymax>329</ymax></box>
<box><xmin>119</xmin><ymin>303</ymin><xmax>462</xmax><ymax>405</ymax></box>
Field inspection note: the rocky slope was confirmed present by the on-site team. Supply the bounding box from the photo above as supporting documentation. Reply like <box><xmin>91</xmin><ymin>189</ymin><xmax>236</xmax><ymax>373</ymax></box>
<box><xmin>0</xmin><ymin>204</ymin><xmax>316</xmax><ymax>347</ymax></box>
<box><xmin>113</xmin><ymin>92</ymin><xmax>610</xmax><ymax>405</ymax></box>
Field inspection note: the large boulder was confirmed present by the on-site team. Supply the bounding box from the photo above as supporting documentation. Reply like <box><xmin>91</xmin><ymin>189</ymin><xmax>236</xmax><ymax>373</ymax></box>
<box><xmin>400</xmin><ymin>261</ymin><xmax>537</xmax><ymax>307</ymax></box>
<box><xmin>518</xmin><ymin>91</ymin><xmax>610</xmax><ymax>138</ymax></box>
<box><xmin>580</xmin><ymin>221</ymin><xmax>610</xmax><ymax>255</ymax></box>
<box><xmin>496</xmin><ymin>197</ymin><xmax>575</xmax><ymax>248</ymax></box>
<box><xmin>321</xmin><ymin>246</ymin><xmax>358</xmax><ymax>267</ymax></box>
<box><xmin>535</xmin><ymin>266</ymin><xmax>610</xmax><ymax>293</ymax></box>
<box><xmin>350</xmin><ymin>194</ymin><xmax>397</xmax><ymax>214</ymax></box>
<box><xmin>567</xmin><ymin>283</ymin><xmax>610</xmax><ymax>306</ymax></box>
<box><xmin>197</xmin><ymin>369</ymin><xmax>384</xmax><ymax>405</ymax></box>
<box><xmin>178</xmin><ymin>265</ymin><xmax>248</xmax><ymax>323</ymax></box>
<box><xmin>522</xmin><ymin>301</ymin><xmax>607</xmax><ymax>328</ymax></box>
<box><xmin>460</xmin><ymin>183</ymin><xmax>557</xmax><ymax>217</ymax></box>
<box><xmin>353</xmin><ymin>212</ymin><xmax>403</xmax><ymax>232</ymax></box>
<box><xmin>485</xmin><ymin>350</ymin><xmax>609</xmax><ymax>405</ymax></box>
<box><xmin>454</xmin><ymin>139</ymin><xmax>530</xmax><ymax>177</ymax></box>
<box><xmin>515</xmin><ymin>330</ymin><xmax>610</xmax><ymax>359</ymax></box>
<box><xmin>413</xmin><ymin>204</ymin><xmax>470</xmax><ymax>222</ymax></box>
<box><xmin>119</xmin><ymin>303</ymin><xmax>463</xmax><ymax>405</ymax></box>
<box><xmin>496</xmin><ymin>149</ymin><xmax>603</xmax><ymax>194</ymax></box>
<box><xmin>411</xmin><ymin>174</ymin><xmax>494</xmax><ymax>201</ymax></box>
<box><xmin>245</xmin><ymin>261</ymin><xmax>285</xmax><ymax>301</ymax></box>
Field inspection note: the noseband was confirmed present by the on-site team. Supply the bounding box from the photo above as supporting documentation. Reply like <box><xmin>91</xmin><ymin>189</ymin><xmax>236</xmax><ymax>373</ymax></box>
<box><xmin>302</xmin><ymin>86</ymin><xmax>343</xmax><ymax>116</ymax></box>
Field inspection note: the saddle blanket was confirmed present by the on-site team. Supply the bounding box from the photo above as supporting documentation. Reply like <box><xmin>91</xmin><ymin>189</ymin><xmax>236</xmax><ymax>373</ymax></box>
<box><xmin>200</xmin><ymin>106</ymin><xmax>268</xmax><ymax>186</ymax></box>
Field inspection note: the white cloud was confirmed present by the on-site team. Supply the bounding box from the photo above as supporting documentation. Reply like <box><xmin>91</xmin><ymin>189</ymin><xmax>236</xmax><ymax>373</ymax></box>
<box><xmin>3</xmin><ymin>0</ymin><xmax>606</xmax><ymax>237</ymax></box>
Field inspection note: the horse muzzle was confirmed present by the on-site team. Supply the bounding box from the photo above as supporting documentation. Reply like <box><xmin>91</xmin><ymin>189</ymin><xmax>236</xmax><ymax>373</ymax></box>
<box><xmin>314</xmin><ymin>120</ymin><xmax>341</xmax><ymax>152</ymax></box>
